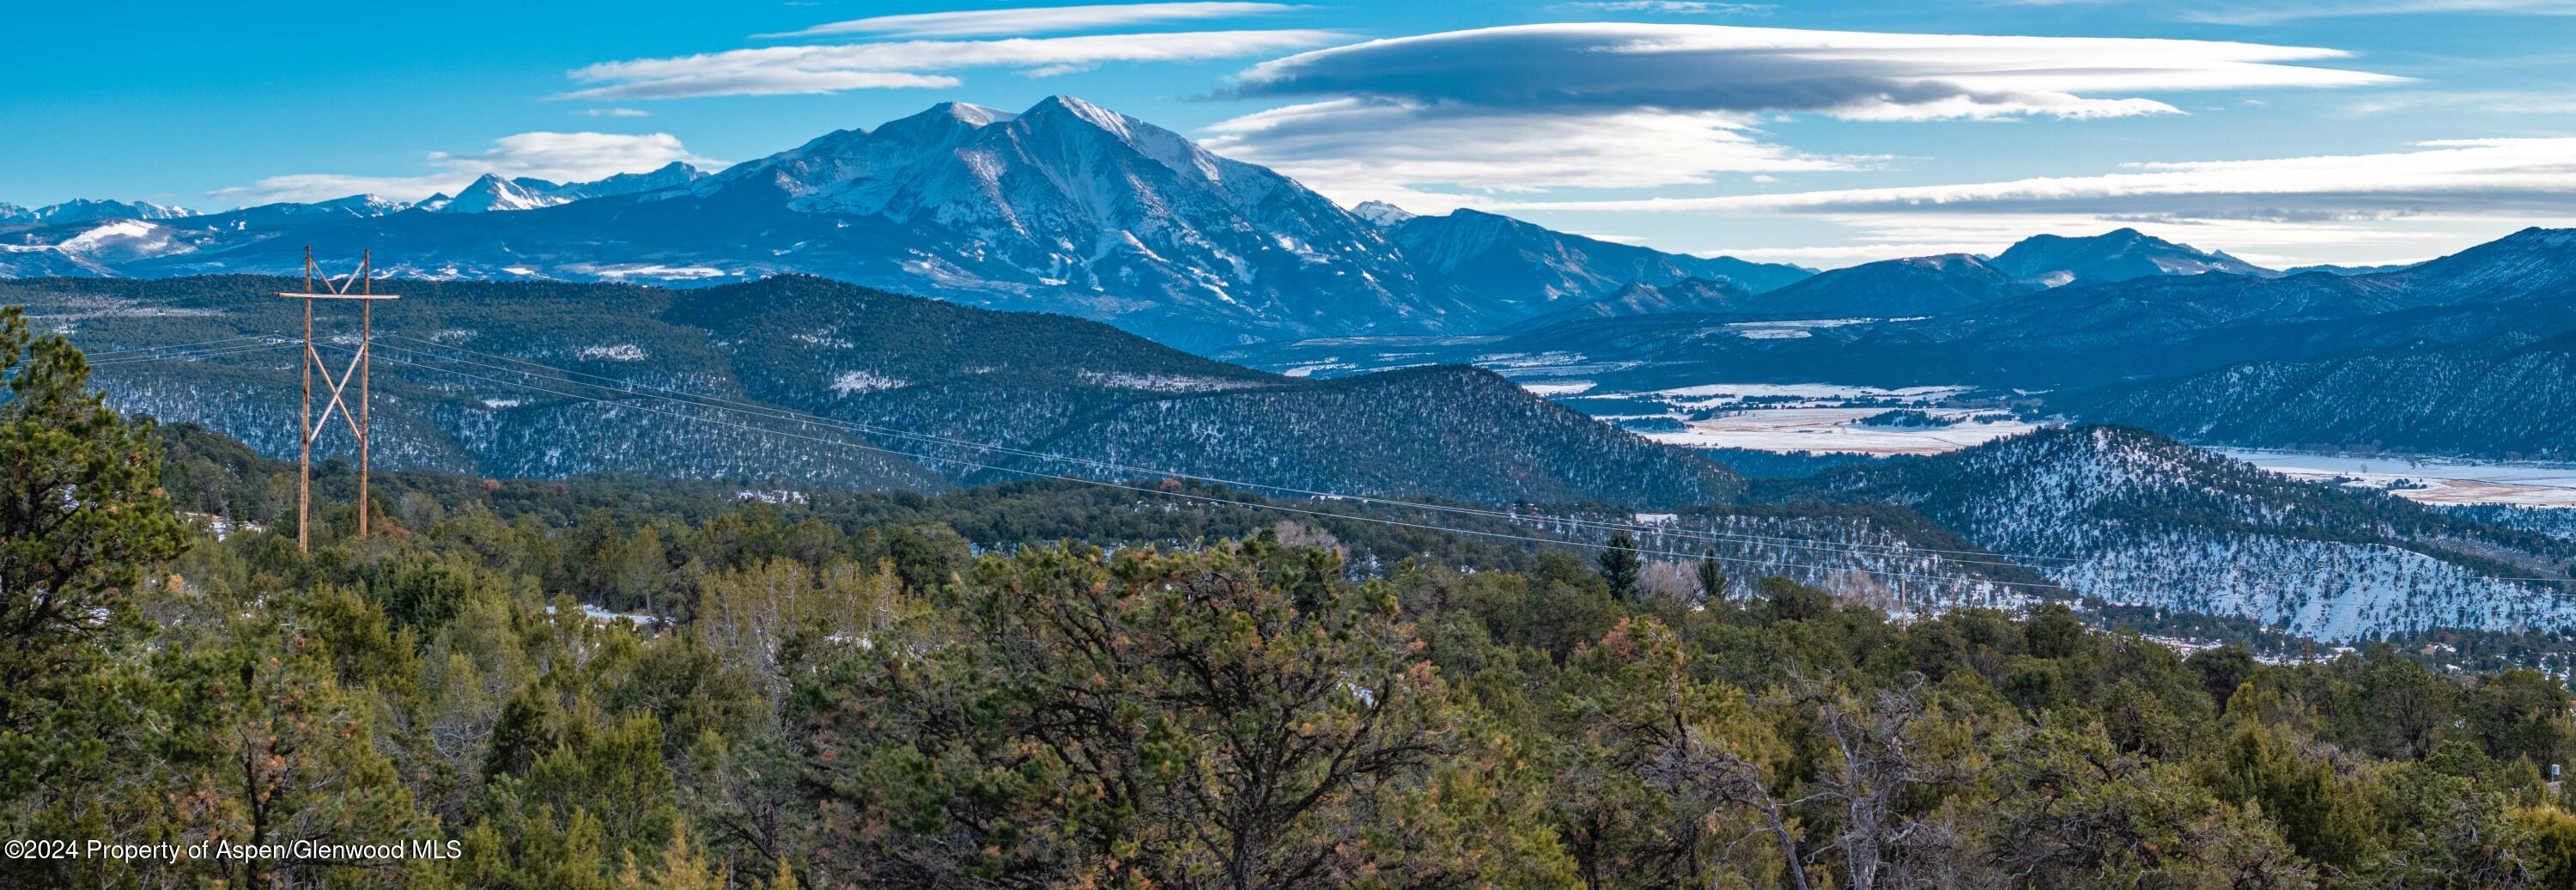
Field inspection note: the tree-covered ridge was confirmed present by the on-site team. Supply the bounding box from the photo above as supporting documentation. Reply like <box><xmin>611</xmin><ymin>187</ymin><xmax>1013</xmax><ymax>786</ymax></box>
<box><xmin>2066</xmin><ymin>329</ymin><xmax>2576</xmax><ymax>461</ymax></box>
<box><xmin>3</xmin><ymin>274</ymin><xmax>1739</xmax><ymax>508</ymax></box>
<box><xmin>1768</xmin><ymin>426</ymin><xmax>2576</xmax><ymax>640</ymax></box>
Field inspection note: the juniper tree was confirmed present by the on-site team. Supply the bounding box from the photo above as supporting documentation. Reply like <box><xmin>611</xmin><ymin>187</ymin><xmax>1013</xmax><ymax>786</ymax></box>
<box><xmin>0</xmin><ymin>306</ymin><xmax>185</xmax><ymax>734</ymax></box>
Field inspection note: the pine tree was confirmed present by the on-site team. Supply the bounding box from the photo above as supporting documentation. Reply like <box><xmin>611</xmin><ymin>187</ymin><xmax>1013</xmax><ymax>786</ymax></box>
<box><xmin>1695</xmin><ymin>552</ymin><xmax>1728</xmax><ymax>601</ymax></box>
<box><xmin>1598</xmin><ymin>530</ymin><xmax>1642</xmax><ymax>601</ymax></box>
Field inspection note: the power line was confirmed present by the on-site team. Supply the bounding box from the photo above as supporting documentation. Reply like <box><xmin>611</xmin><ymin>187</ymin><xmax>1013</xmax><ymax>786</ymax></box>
<box><xmin>88</xmin><ymin>341</ymin><xmax>300</xmax><ymax>367</ymax></box>
<box><xmin>78</xmin><ymin>334</ymin><xmax>278</xmax><ymax>357</ymax></box>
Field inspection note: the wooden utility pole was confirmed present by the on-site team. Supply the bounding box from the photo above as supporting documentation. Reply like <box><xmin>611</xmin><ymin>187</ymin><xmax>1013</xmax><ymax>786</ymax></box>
<box><xmin>279</xmin><ymin>246</ymin><xmax>397</xmax><ymax>552</ymax></box>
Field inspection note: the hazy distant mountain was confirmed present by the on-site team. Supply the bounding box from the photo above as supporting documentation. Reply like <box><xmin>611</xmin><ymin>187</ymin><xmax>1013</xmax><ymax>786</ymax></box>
<box><xmin>0</xmin><ymin>97</ymin><xmax>1801</xmax><ymax>352</ymax></box>
<box><xmin>1754</xmin><ymin>253</ymin><xmax>2038</xmax><ymax>317</ymax></box>
<box><xmin>2285</xmin><ymin>262</ymin><xmax>2415</xmax><ymax>277</ymax></box>
<box><xmin>1386</xmin><ymin>209</ymin><xmax>1810</xmax><ymax>319</ymax></box>
<box><xmin>1989</xmin><ymin>228</ymin><xmax>2274</xmax><ymax>286</ymax></box>
<box><xmin>1510</xmin><ymin>276</ymin><xmax>1759</xmax><ymax>328</ymax></box>
<box><xmin>0</xmin><ymin>198</ymin><xmax>194</xmax><ymax>227</ymax></box>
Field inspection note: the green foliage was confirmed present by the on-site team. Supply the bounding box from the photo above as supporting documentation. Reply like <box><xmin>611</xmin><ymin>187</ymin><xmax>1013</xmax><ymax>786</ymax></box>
<box><xmin>0</xmin><ymin>306</ymin><xmax>187</xmax><ymax>736</ymax></box>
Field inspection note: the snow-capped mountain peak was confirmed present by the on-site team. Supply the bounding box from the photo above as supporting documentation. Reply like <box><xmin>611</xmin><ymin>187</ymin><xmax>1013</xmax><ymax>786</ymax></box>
<box><xmin>1351</xmin><ymin>200</ymin><xmax>1417</xmax><ymax>227</ymax></box>
<box><xmin>0</xmin><ymin>198</ymin><xmax>196</xmax><ymax>225</ymax></box>
<box><xmin>424</xmin><ymin>174</ymin><xmax>568</xmax><ymax>214</ymax></box>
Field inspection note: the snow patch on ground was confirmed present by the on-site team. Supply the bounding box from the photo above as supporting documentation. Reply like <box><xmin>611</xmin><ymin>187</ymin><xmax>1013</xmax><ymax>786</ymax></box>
<box><xmin>1521</xmin><ymin>380</ymin><xmax>1598</xmax><ymax>396</ymax></box>
<box><xmin>562</xmin><ymin>263</ymin><xmax>729</xmax><ymax>281</ymax></box>
<box><xmin>1643</xmin><ymin>407</ymin><xmax>2045</xmax><ymax>455</ymax></box>
<box><xmin>578</xmin><ymin>344</ymin><xmax>647</xmax><ymax>362</ymax></box>
<box><xmin>831</xmin><ymin>370</ymin><xmax>908</xmax><ymax>395</ymax></box>
<box><xmin>1076</xmin><ymin>371</ymin><xmax>1254</xmax><ymax>393</ymax></box>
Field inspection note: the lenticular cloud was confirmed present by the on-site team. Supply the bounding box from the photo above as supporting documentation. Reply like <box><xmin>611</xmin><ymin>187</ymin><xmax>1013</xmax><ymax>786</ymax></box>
<box><xmin>1229</xmin><ymin>23</ymin><xmax>2403</xmax><ymax>120</ymax></box>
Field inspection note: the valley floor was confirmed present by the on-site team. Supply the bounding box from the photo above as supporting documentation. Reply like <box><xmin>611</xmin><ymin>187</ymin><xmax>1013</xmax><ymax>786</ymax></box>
<box><xmin>2216</xmin><ymin>448</ymin><xmax>2576</xmax><ymax>508</ymax></box>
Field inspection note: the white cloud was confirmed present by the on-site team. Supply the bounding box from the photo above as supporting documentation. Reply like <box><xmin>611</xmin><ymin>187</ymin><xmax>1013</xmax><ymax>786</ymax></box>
<box><xmin>575</xmin><ymin>107</ymin><xmax>653</xmax><ymax>118</ymax></box>
<box><xmin>210</xmin><ymin>131</ymin><xmax>724</xmax><ymax>205</ymax></box>
<box><xmin>565</xmin><ymin>30</ymin><xmax>1343</xmax><ymax>100</ymax></box>
<box><xmin>756</xmin><ymin>2</ymin><xmax>1303</xmax><ymax>40</ymax></box>
<box><xmin>1208</xmin><ymin>23</ymin><xmax>2399</xmax><ymax>205</ymax></box>
<box><xmin>1202</xmin><ymin>99</ymin><xmax>1858</xmax><ymax>203</ymax></box>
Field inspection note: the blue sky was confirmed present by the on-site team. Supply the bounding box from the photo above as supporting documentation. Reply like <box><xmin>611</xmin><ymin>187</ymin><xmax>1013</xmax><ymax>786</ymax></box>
<box><xmin>9</xmin><ymin>0</ymin><xmax>2575</xmax><ymax>267</ymax></box>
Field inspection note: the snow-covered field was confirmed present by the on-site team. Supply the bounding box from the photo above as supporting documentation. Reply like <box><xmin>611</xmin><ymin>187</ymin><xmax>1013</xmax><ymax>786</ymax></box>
<box><xmin>1643</xmin><ymin>408</ymin><xmax>2042</xmax><ymax>454</ymax></box>
<box><xmin>2217</xmin><ymin>449</ymin><xmax>2576</xmax><ymax>508</ymax></box>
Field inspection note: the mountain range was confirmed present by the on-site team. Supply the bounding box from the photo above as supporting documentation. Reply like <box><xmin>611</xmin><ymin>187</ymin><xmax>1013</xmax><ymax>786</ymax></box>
<box><xmin>0</xmin><ymin>97</ymin><xmax>1810</xmax><ymax>351</ymax></box>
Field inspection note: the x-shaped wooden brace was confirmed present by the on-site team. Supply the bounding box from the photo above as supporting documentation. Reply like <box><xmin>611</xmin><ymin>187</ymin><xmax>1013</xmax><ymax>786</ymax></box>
<box><xmin>306</xmin><ymin>338</ymin><xmax>368</xmax><ymax>445</ymax></box>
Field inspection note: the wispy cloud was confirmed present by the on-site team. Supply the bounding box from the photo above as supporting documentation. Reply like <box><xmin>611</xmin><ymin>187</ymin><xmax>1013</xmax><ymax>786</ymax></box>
<box><xmin>2002</xmin><ymin>0</ymin><xmax>2576</xmax><ymax>25</ymax></box>
<box><xmin>1553</xmin><ymin>1</ymin><xmax>1774</xmax><ymax>13</ymax></box>
<box><xmin>1207</xmin><ymin>23</ymin><xmax>2400</xmax><ymax>205</ymax></box>
<box><xmin>1488</xmin><ymin>137</ymin><xmax>2576</xmax><ymax>216</ymax></box>
<box><xmin>575</xmin><ymin>107</ymin><xmax>653</xmax><ymax>118</ymax></box>
<box><xmin>756</xmin><ymin>2</ymin><xmax>1303</xmax><ymax>40</ymax></box>
<box><xmin>564</xmin><ymin>30</ymin><xmax>1341</xmax><ymax>100</ymax></box>
<box><xmin>2346</xmin><ymin>89</ymin><xmax>2576</xmax><ymax>115</ymax></box>
<box><xmin>209</xmin><ymin>131</ymin><xmax>723</xmax><ymax>205</ymax></box>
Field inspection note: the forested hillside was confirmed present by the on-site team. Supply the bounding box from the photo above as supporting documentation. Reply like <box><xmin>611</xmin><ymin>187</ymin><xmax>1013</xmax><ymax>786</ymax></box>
<box><xmin>2068</xmin><ymin>331</ymin><xmax>2576</xmax><ymax>460</ymax></box>
<box><xmin>5</xmin><ymin>274</ymin><xmax>1736</xmax><ymax>508</ymax></box>
<box><xmin>13</xmin><ymin>318</ymin><xmax>2576</xmax><ymax>889</ymax></box>
<box><xmin>1772</xmin><ymin>427</ymin><xmax>2576</xmax><ymax>640</ymax></box>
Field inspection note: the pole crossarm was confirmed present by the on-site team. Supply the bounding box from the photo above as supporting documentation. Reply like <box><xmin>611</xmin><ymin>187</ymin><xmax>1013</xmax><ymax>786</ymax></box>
<box><xmin>282</xmin><ymin>245</ymin><xmax>398</xmax><ymax>552</ymax></box>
